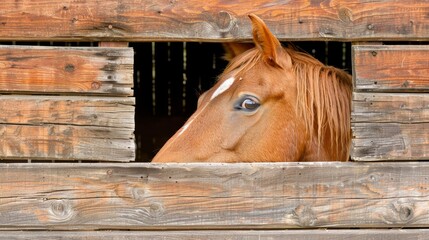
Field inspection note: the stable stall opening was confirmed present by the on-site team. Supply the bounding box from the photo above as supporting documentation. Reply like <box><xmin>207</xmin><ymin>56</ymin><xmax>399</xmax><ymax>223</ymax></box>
<box><xmin>132</xmin><ymin>41</ymin><xmax>352</xmax><ymax>162</ymax></box>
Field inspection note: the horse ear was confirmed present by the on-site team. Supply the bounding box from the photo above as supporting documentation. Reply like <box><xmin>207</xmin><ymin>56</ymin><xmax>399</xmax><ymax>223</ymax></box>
<box><xmin>248</xmin><ymin>14</ymin><xmax>286</xmax><ymax>67</ymax></box>
<box><xmin>222</xmin><ymin>42</ymin><xmax>254</xmax><ymax>61</ymax></box>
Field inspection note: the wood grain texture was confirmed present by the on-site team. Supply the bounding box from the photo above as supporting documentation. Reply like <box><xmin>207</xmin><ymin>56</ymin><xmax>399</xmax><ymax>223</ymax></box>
<box><xmin>352</xmin><ymin>123</ymin><xmax>429</xmax><ymax>161</ymax></box>
<box><xmin>0</xmin><ymin>45</ymin><xmax>133</xmax><ymax>95</ymax></box>
<box><xmin>1</xmin><ymin>230</ymin><xmax>429</xmax><ymax>240</ymax></box>
<box><xmin>352</xmin><ymin>92</ymin><xmax>429</xmax><ymax>123</ymax></box>
<box><xmin>353</xmin><ymin>45</ymin><xmax>429</xmax><ymax>92</ymax></box>
<box><xmin>0</xmin><ymin>95</ymin><xmax>135</xmax><ymax>129</ymax></box>
<box><xmin>351</xmin><ymin>92</ymin><xmax>429</xmax><ymax>161</ymax></box>
<box><xmin>0</xmin><ymin>95</ymin><xmax>135</xmax><ymax>161</ymax></box>
<box><xmin>1</xmin><ymin>162</ymin><xmax>429</xmax><ymax>230</ymax></box>
<box><xmin>1</xmin><ymin>0</ymin><xmax>429</xmax><ymax>41</ymax></box>
<box><xmin>0</xmin><ymin>125</ymin><xmax>135</xmax><ymax>161</ymax></box>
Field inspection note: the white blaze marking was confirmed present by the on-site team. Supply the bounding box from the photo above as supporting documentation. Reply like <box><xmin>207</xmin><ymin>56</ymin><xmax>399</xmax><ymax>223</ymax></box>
<box><xmin>177</xmin><ymin>77</ymin><xmax>235</xmax><ymax>137</ymax></box>
<box><xmin>210</xmin><ymin>77</ymin><xmax>235</xmax><ymax>100</ymax></box>
<box><xmin>177</xmin><ymin>119</ymin><xmax>194</xmax><ymax>136</ymax></box>
<box><xmin>177</xmin><ymin>104</ymin><xmax>208</xmax><ymax>136</ymax></box>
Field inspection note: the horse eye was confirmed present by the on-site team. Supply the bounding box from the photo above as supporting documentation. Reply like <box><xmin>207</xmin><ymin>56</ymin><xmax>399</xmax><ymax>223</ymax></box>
<box><xmin>235</xmin><ymin>96</ymin><xmax>260</xmax><ymax>112</ymax></box>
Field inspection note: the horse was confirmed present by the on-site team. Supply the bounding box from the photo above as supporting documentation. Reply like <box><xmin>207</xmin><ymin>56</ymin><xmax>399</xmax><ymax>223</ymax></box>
<box><xmin>152</xmin><ymin>14</ymin><xmax>352</xmax><ymax>162</ymax></box>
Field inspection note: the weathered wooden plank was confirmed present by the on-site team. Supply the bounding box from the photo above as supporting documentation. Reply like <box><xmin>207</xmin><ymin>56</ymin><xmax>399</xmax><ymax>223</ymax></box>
<box><xmin>1</xmin><ymin>162</ymin><xmax>429</xmax><ymax>229</ymax></box>
<box><xmin>99</xmin><ymin>42</ymin><xmax>129</xmax><ymax>47</ymax></box>
<box><xmin>0</xmin><ymin>125</ymin><xmax>135</xmax><ymax>161</ymax></box>
<box><xmin>351</xmin><ymin>92</ymin><xmax>429</xmax><ymax>160</ymax></box>
<box><xmin>352</xmin><ymin>92</ymin><xmax>429</xmax><ymax>123</ymax></box>
<box><xmin>1</xmin><ymin>0</ymin><xmax>429</xmax><ymax>41</ymax></box>
<box><xmin>352</xmin><ymin>123</ymin><xmax>429</xmax><ymax>161</ymax></box>
<box><xmin>1</xmin><ymin>230</ymin><xmax>429</xmax><ymax>240</ymax></box>
<box><xmin>353</xmin><ymin>45</ymin><xmax>429</xmax><ymax>92</ymax></box>
<box><xmin>0</xmin><ymin>45</ymin><xmax>133</xmax><ymax>95</ymax></box>
<box><xmin>0</xmin><ymin>95</ymin><xmax>134</xmax><ymax>129</ymax></box>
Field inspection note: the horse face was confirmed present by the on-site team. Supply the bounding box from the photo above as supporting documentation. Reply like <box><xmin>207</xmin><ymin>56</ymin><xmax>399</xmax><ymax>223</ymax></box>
<box><xmin>152</xmin><ymin>59</ymin><xmax>302</xmax><ymax>163</ymax></box>
<box><xmin>152</xmin><ymin>15</ymin><xmax>307</xmax><ymax>162</ymax></box>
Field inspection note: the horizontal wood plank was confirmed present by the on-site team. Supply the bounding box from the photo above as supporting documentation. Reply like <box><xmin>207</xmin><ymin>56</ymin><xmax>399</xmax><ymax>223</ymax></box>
<box><xmin>352</xmin><ymin>92</ymin><xmax>429</xmax><ymax>123</ymax></box>
<box><xmin>0</xmin><ymin>45</ymin><xmax>133</xmax><ymax>95</ymax></box>
<box><xmin>1</xmin><ymin>162</ymin><xmax>429</xmax><ymax>229</ymax></box>
<box><xmin>1</xmin><ymin>1</ymin><xmax>429</xmax><ymax>41</ymax></box>
<box><xmin>353</xmin><ymin>45</ymin><xmax>429</xmax><ymax>92</ymax></box>
<box><xmin>0</xmin><ymin>125</ymin><xmax>135</xmax><ymax>161</ymax></box>
<box><xmin>1</xmin><ymin>229</ymin><xmax>429</xmax><ymax>239</ymax></box>
<box><xmin>351</xmin><ymin>92</ymin><xmax>429</xmax><ymax>161</ymax></box>
<box><xmin>0</xmin><ymin>95</ymin><xmax>135</xmax><ymax>129</ymax></box>
<box><xmin>352</xmin><ymin>123</ymin><xmax>429</xmax><ymax>161</ymax></box>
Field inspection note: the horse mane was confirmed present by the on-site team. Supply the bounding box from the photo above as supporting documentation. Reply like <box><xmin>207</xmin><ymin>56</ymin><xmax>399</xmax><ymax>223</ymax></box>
<box><xmin>221</xmin><ymin>45</ymin><xmax>352</xmax><ymax>159</ymax></box>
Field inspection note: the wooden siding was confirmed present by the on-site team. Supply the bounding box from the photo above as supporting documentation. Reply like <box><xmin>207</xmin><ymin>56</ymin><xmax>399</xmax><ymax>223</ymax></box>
<box><xmin>1</xmin><ymin>229</ymin><xmax>429</xmax><ymax>240</ymax></box>
<box><xmin>0</xmin><ymin>96</ymin><xmax>135</xmax><ymax>162</ymax></box>
<box><xmin>351</xmin><ymin>45</ymin><xmax>429</xmax><ymax>161</ymax></box>
<box><xmin>0</xmin><ymin>45</ymin><xmax>134</xmax><ymax>96</ymax></box>
<box><xmin>353</xmin><ymin>45</ymin><xmax>429</xmax><ymax>92</ymax></box>
<box><xmin>0</xmin><ymin>45</ymin><xmax>135</xmax><ymax>162</ymax></box>
<box><xmin>352</xmin><ymin>92</ymin><xmax>428</xmax><ymax>161</ymax></box>
<box><xmin>1</xmin><ymin>0</ymin><xmax>429</xmax><ymax>41</ymax></box>
<box><xmin>1</xmin><ymin>162</ymin><xmax>429</xmax><ymax>230</ymax></box>
<box><xmin>0</xmin><ymin>95</ymin><xmax>134</xmax><ymax>128</ymax></box>
<box><xmin>352</xmin><ymin>93</ymin><xmax>428</xmax><ymax>124</ymax></box>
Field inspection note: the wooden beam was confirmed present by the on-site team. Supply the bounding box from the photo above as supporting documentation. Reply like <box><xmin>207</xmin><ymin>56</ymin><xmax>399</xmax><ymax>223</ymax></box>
<box><xmin>1</xmin><ymin>1</ymin><xmax>429</xmax><ymax>41</ymax></box>
<box><xmin>1</xmin><ymin>229</ymin><xmax>429</xmax><ymax>239</ymax></box>
<box><xmin>0</xmin><ymin>95</ymin><xmax>135</xmax><ymax>128</ymax></box>
<box><xmin>0</xmin><ymin>125</ymin><xmax>135</xmax><ymax>161</ymax></box>
<box><xmin>1</xmin><ymin>162</ymin><xmax>429</xmax><ymax>229</ymax></box>
<box><xmin>0</xmin><ymin>45</ymin><xmax>134</xmax><ymax>96</ymax></box>
<box><xmin>0</xmin><ymin>95</ymin><xmax>135</xmax><ymax>162</ymax></box>
<box><xmin>352</xmin><ymin>92</ymin><xmax>429</xmax><ymax>123</ymax></box>
<box><xmin>352</xmin><ymin>123</ymin><xmax>429</xmax><ymax>161</ymax></box>
<box><xmin>353</xmin><ymin>45</ymin><xmax>429</xmax><ymax>92</ymax></box>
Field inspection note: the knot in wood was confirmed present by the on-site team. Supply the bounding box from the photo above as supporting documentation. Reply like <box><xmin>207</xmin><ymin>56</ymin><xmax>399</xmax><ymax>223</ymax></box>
<box><xmin>215</xmin><ymin>11</ymin><xmax>236</xmax><ymax>33</ymax></box>
<box><xmin>91</xmin><ymin>82</ymin><xmax>101</xmax><ymax>90</ymax></box>
<box><xmin>382</xmin><ymin>199</ymin><xmax>415</xmax><ymax>224</ymax></box>
<box><xmin>392</xmin><ymin>200</ymin><xmax>414</xmax><ymax>222</ymax></box>
<box><xmin>149</xmin><ymin>202</ymin><xmax>165</xmax><ymax>218</ymax></box>
<box><xmin>293</xmin><ymin>204</ymin><xmax>317</xmax><ymax>227</ymax></box>
<box><xmin>338</xmin><ymin>7</ymin><xmax>352</xmax><ymax>23</ymax></box>
<box><xmin>64</xmin><ymin>64</ymin><xmax>75</xmax><ymax>72</ymax></box>
<box><xmin>49</xmin><ymin>199</ymin><xmax>74</xmax><ymax>222</ymax></box>
<box><xmin>131</xmin><ymin>187</ymin><xmax>147</xmax><ymax>200</ymax></box>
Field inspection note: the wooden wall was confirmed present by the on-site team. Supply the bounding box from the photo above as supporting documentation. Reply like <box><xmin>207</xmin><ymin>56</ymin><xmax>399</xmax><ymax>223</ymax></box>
<box><xmin>1</xmin><ymin>0</ymin><xmax>429</xmax><ymax>239</ymax></box>
<box><xmin>351</xmin><ymin>45</ymin><xmax>429</xmax><ymax>161</ymax></box>
<box><xmin>0</xmin><ymin>45</ymin><xmax>135</xmax><ymax>162</ymax></box>
<box><xmin>1</xmin><ymin>162</ymin><xmax>429</xmax><ymax>236</ymax></box>
<box><xmin>1</xmin><ymin>0</ymin><xmax>429</xmax><ymax>41</ymax></box>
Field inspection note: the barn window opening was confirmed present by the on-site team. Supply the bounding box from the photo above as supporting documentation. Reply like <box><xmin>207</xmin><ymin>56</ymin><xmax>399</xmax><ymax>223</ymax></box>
<box><xmin>0</xmin><ymin>41</ymin><xmax>352</xmax><ymax>162</ymax></box>
<box><xmin>131</xmin><ymin>41</ymin><xmax>352</xmax><ymax>162</ymax></box>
